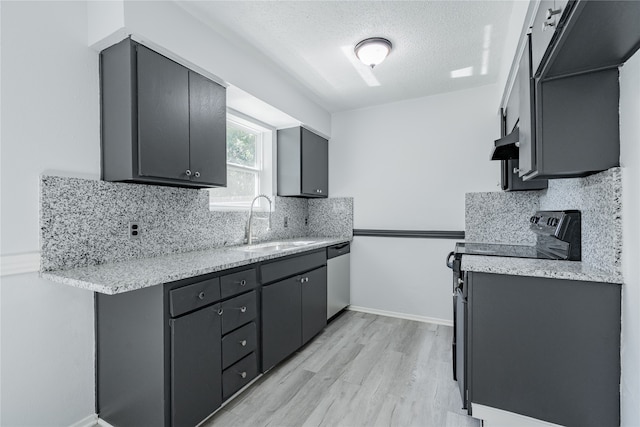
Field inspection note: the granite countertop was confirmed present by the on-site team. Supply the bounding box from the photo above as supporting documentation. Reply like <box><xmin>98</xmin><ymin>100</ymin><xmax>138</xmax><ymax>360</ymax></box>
<box><xmin>461</xmin><ymin>254</ymin><xmax>623</xmax><ymax>284</ymax></box>
<box><xmin>41</xmin><ymin>237</ymin><xmax>350</xmax><ymax>295</ymax></box>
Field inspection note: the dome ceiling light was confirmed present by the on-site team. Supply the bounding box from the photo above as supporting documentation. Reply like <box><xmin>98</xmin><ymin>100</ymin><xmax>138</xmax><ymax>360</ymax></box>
<box><xmin>354</xmin><ymin>37</ymin><xmax>392</xmax><ymax>69</ymax></box>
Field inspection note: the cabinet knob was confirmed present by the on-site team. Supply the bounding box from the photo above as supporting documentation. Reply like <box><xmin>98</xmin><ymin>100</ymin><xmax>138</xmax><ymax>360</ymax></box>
<box><xmin>239</xmin><ymin>279</ymin><xmax>247</xmax><ymax>286</ymax></box>
<box><xmin>217</xmin><ymin>308</ymin><xmax>224</xmax><ymax>316</ymax></box>
<box><xmin>239</xmin><ymin>371</ymin><xmax>247</xmax><ymax>379</ymax></box>
<box><xmin>198</xmin><ymin>291</ymin><xmax>205</xmax><ymax>300</ymax></box>
<box><xmin>194</xmin><ymin>171</ymin><xmax>200</xmax><ymax>178</ymax></box>
<box><xmin>515</xmin><ymin>142</ymin><xmax>520</xmax><ymax>148</ymax></box>
<box><xmin>513</xmin><ymin>167</ymin><xmax>520</xmax><ymax>174</ymax></box>
<box><xmin>240</xmin><ymin>340</ymin><xmax>247</xmax><ymax>347</ymax></box>
<box><xmin>316</xmin><ymin>189</ymin><xmax>322</xmax><ymax>193</ymax></box>
<box><xmin>185</xmin><ymin>169</ymin><xmax>192</xmax><ymax>176</ymax></box>
<box><xmin>543</xmin><ymin>20</ymin><xmax>556</xmax><ymax>31</ymax></box>
<box><xmin>240</xmin><ymin>306</ymin><xmax>247</xmax><ymax>313</ymax></box>
<box><xmin>545</xmin><ymin>7</ymin><xmax>562</xmax><ymax>20</ymax></box>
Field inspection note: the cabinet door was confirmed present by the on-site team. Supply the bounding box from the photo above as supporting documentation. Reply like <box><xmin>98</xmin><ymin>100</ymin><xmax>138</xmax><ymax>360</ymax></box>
<box><xmin>136</xmin><ymin>45</ymin><xmax>190</xmax><ymax>180</ymax></box>
<box><xmin>300</xmin><ymin>128</ymin><xmax>328</xmax><ymax>197</ymax></box>
<box><xmin>518</xmin><ymin>36</ymin><xmax>535</xmax><ymax>178</ymax></box>
<box><xmin>261</xmin><ymin>277</ymin><xmax>302</xmax><ymax>371</ymax></box>
<box><xmin>301</xmin><ymin>266</ymin><xmax>327</xmax><ymax>345</ymax></box>
<box><xmin>171</xmin><ymin>304</ymin><xmax>222</xmax><ymax>427</ymax></box>
<box><xmin>189</xmin><ymin>71</ymin><xmax>227</xmax><ymax>186</ymax></box>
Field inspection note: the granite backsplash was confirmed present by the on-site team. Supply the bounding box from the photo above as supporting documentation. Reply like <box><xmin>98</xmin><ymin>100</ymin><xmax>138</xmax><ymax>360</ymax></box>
<box><xmin>465</xmin><ymin>167</ymin><xmax>622</xmax><ymax>276</ymax></box>
<box><xmin>40</xmin><ymin>175</ymin><xmax>353</xmax><ymax>271</ymax></box>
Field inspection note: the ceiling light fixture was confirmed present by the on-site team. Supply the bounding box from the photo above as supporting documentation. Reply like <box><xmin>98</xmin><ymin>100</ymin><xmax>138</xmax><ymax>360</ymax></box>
<box><xmin>354</xmin><ymin>37</ymin><xmax>392</xmax><ymax>69</ymax></box>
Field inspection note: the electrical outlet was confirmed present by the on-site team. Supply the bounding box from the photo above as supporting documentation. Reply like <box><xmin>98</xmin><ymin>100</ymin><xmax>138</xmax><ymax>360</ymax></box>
<box><xmin>129</xmin><ymin>221</ymin><xmax>141</xmax><ymax>239</ymax></box>
<box><xmin>284</xmin><ymin>216</ymin><xmax>289</xmax><ymax>228</ymax></box>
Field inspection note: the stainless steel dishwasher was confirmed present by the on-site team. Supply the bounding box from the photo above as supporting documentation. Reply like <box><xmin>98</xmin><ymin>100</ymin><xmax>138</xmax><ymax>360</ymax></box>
<box><xmin>326</xmin><ymin>242</ymin><xmax>350</xmax><ymax>319</ymax></box>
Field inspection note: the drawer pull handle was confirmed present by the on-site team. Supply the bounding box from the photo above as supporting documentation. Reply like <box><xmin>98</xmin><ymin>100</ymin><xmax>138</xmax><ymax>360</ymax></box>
<box><xmin>300</xmin><ymin>277</ymin><xmax>309</xmax><ymax>283</ymax></box>
<box><xmin>240</xmin><ymin>306</ymin><xmax>247</xmax><ymax>313</ymax></box>
<box><xmin>240</xmin><ymin>280</ymin><xmax>247</xmax><ymax>286</ymax></box>
<box><xmin>198</xmin><ymin>292</ymin><xmax>206</xmax><ymax>300</ymax></box>
<box><xmin>240</xmin><ymin>340</ymin><xmax>247</xmax><ymax>347</ymax></box>
<box><xmin>218</xmin><ymin>308</ymin><xmax>224</xmax><ymax>316</ymax></box>
<box><xmin>239</xmin><ymin>371</ymin><xmax>247</xmax><ymax>379</ymax></box>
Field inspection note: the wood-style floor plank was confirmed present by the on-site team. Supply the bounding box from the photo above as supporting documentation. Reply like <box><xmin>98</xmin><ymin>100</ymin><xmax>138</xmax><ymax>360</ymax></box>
<box><xmin>204</xmin><ymin>311</ymin><xmax>480</xmax><ymax>427</ymax></box>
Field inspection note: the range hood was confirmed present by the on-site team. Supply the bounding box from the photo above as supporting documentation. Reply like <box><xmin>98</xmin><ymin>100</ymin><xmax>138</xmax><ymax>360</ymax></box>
<box><xmin>491</xmin><ymin>127</ymin><xmax>519</xmax><ymax>161</ymax></box>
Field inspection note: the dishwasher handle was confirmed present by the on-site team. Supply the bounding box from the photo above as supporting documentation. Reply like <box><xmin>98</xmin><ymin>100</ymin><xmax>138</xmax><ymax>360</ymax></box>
<box><xmin>328</xmin><ymin>242</ymin><xmax>351</xmax><ymax>259</ymax></box>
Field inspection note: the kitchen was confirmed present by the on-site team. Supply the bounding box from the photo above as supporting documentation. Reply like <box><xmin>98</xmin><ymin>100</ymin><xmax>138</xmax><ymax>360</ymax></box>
<box><xmin>1</xmin><ymin>1</ymin><xmax>639</xmax><ymax>427</ymax></box>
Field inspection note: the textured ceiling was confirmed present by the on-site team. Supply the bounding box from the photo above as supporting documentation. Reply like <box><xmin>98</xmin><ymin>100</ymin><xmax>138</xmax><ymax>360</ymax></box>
<box><xmin>178</xmin><ymin>1</ymin><xmax>515</xmax><ymax>113</ymax></box>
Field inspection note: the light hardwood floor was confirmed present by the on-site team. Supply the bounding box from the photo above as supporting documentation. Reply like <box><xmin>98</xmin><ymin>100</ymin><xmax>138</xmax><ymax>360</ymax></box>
<box><xmin>205</xmin><ymin>311</ymin><xmax>480</xmax><ymax>427</ymax></box>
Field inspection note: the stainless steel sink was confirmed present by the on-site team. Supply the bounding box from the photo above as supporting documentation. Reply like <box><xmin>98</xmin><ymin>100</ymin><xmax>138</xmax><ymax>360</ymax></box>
<box><xmin>233</xmin><ymin>240</ymin><xmax>318</xmax><ymax>253</ymax></box>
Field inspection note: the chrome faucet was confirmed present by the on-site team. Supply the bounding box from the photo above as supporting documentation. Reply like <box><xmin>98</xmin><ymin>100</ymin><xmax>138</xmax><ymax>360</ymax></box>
<box><xmin>245</xmin><ymin>194</ymin><xmax>272</xmax><ymax>245</ymax></box>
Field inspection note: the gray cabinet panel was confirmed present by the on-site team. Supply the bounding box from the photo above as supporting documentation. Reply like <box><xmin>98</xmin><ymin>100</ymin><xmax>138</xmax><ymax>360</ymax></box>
<box><xmin>171</xmin><ymin>304</ymin><xmax>222</xmax><ymax>427</ymax></box>
<box><xmin>277</xmin><ymin>126</ymin><xmax>328</xmax><ymax>198</ymax></box>
<box><xmin>536</xmin><ymin>68</ymin><xmax>619</xmax><ymax>178</ymax></box>
<box><xmin>189</xmin><ymin>71</ymin><xmax>226</xmax><ymax>186</ymax></box>
<box><xmin>302</xmin><ymin>266</ymin><xmax>327</xmax><ymax>344</ymax></box>
<box><xmin>301</xmin><ymin>128</ymin><xmax>329</xmax><ymax>196</ymax></box>
<box><xmin>531</xmin><ymin>0</ymin><xmax>561</xmax><ymax>77</ymax></box>
<box><xmin>261</xmin><ymin>277</ymin><xmax>302</xmax><ymax>371</ymax></box>
<box><xmin>137</xmin><ymin>45</ymin><xmax>190</xmax><ymax>180</ymax></box>
<box><xmin>518</xmin><ymin>36</ymin><xmax>535</xmax><ymax>178</ymax></box>
<box><xmin>469</xmin><ymin>272</ymin><xmax>620</xmax><ymax>427</ymax></box>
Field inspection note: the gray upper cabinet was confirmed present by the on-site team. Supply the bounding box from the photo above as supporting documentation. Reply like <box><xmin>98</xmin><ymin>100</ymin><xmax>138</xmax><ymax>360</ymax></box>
<box><xmin>511</xmin><ymin>0</ymin><xmax>639</xmax><ymax>181</ymax></box>
<box><xmin>100</xmin><ymin>38</ymin><xmax>226</xmax><ymax>189</ymax></box>
<box><xmin>277</xmin><ymin>127</ymin><xmax>328</xmax><ymax>198</ymax></box>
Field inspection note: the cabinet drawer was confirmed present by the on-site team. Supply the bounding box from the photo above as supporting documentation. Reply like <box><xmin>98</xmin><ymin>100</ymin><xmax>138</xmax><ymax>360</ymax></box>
<box><xmin>222</xmin><ymin>322</ymin><xmax>257</xmax><ymax>369</ymax></box>
<box><xmin>220</xmin><ymin>268</ymin><xmax>257</xmax><ymax>299</ymax></box>
<box><xmin>169</xmin><ymin>277</ymin><xmax>221</xmax><ymax>317</ymax></box>
<box><xmin>221</xmin><ymin>291</ymin><xmax>257</xmax><ymax>334</ymax></box>
<box><xmin>261</xmin><ymin>250</ymin><xmax>327</xmax><ymax>284</ymax></box>
<box><xmin>222</xmin><ymin>353</ymin><xmax>258</xmax><ymax>401</ymax></box>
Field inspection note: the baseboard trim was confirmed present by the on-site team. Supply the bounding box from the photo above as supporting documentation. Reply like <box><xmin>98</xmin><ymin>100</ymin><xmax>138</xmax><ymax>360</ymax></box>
<box><xmin>348</xmin><ymin>305</ymin><xmax>453</xmax><ymax>327</ymax></box>
<box><xmin>472</xmin><ymin>404</ymin><xmax>563</xmax><ymax>427</ymax></box>
<box><xmin>68</xmin><ymin>414</ymin><xmax>98</xmax><ymax>427</ymax></box>
<box><xmin>0</xmin><ymin>252</ymin><xmax>40</xmax><ymax>276</ymax></box>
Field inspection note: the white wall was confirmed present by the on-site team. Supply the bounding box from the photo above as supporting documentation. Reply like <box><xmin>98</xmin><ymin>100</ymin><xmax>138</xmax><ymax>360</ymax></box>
<box><xmin>331</xmin><ymin>84</ymin><xmax>501</xmax><ymax>323</ymax></box>
<box><xmin>0</xmin><ymin>1</ymin><xmax>99</xmax><ymax>425</ymax></box>
<box><xmin>620</xmin><ymin>49</ymin><xmax>640</xmax><ymax>427</ymax></box>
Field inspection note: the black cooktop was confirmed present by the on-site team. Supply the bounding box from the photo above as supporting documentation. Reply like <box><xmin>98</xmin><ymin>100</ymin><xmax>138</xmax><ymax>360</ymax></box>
<box><xmin>454</xmin><ymin>242</ymin><xmax>560</xmax><ymax>260</ymax></box>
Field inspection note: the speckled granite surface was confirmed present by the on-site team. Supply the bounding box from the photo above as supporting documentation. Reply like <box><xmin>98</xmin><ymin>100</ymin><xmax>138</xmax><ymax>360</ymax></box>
<box><xmin>540</xmin><ymin>168</ymin><xmax>622</xmax><ymax>276</ymax></box>
<box><xmin>41</xmin><ymin>237</ymin><xmax>349</xmax><ymax>294</ymax></box>
<box><xmin>465</xmin><ymin>191</ymin><xmax>540</xmax><ymax>245</ymax></box>
<box><xmin>308</xmin><ymin>198</ymin><xmax>353</xmax><ymax>239</ymax></box>
<box><xmin>461</xmin><ymin>255</ymin><xmax>622</xmax><ymax>284</ymax></box>
<box><xmin>463</xmin><ymin>168</ymin><xmax>622</xmax><ymax>282</ymax></box>
<box><xmin>40</xmin><ymin>176</ymin><xmax>352</xmax><ymax>271</ymax></box>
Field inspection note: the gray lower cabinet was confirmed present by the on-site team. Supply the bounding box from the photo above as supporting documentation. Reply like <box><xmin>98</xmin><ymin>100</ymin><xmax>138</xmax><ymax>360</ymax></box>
<box><xmin>97</xmin><ymin>265</ymin><xmax>258</xmax><ymax>427</ymax></box>
<box><xmin>277</xmin><ymin>126</ymin><xmax>328</xmax><ymax>198</ymax></box>
<box><xmin>262</xmin><ymin>276</ymin><xmax>303</xmax><ymax>370</ymax></box>
<box><xmin>171</xmin><ymin>304</ymin><xmax>222</xmax><ymax>427</ymax></box>
<box><xmin>468</xmin><ymin>272</ymin><xmax>621</xmax><ymax>427</ymax></box>
<box><xmin>261</xmin><ymin>250</ymin><xmax>328</xmax><ymax>371</ymax></box>
<box><xmin>100</xmin><ymin>37</ymin><xmax>226</xmax><ymax>189</ymax></box>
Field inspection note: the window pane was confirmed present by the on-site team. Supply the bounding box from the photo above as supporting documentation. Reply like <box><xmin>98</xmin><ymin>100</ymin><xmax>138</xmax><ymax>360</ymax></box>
<box><xmin>227</xmin><ymin>124</ymin><xmax>257</xmax><ymax>168</ymax></box>
<box><xmin>209</xmin><ymin>168</ymin><xmax>258</xmax><ymax>206</ymax></box>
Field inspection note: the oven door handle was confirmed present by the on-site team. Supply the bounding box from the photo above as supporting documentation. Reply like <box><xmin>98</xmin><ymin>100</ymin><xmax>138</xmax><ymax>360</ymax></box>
<box><xmin>446</xmin><ymin>251</ymin><xmax>455</xmax><ymax>269</ymax></box>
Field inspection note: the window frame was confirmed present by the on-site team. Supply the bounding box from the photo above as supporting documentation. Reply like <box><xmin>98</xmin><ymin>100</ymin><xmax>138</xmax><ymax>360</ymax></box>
<box><xmin>209</xmin><ymin>111</ymin><xmax>274</xmax><ymax>211</ymax></box>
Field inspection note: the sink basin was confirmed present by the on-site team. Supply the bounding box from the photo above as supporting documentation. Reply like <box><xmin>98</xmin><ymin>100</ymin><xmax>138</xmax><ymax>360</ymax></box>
<box><xmin>233</xmin><ymin>240</ymin><xmax>318</xmax><ymax>253</ymax></box>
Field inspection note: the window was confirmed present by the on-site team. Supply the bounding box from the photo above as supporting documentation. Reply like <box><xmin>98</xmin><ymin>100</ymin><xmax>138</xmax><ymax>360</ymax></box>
<box><xmin>209</xmin><ymin>114</ymin><xmax>273</xmax><ymax>210</ymax></box>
